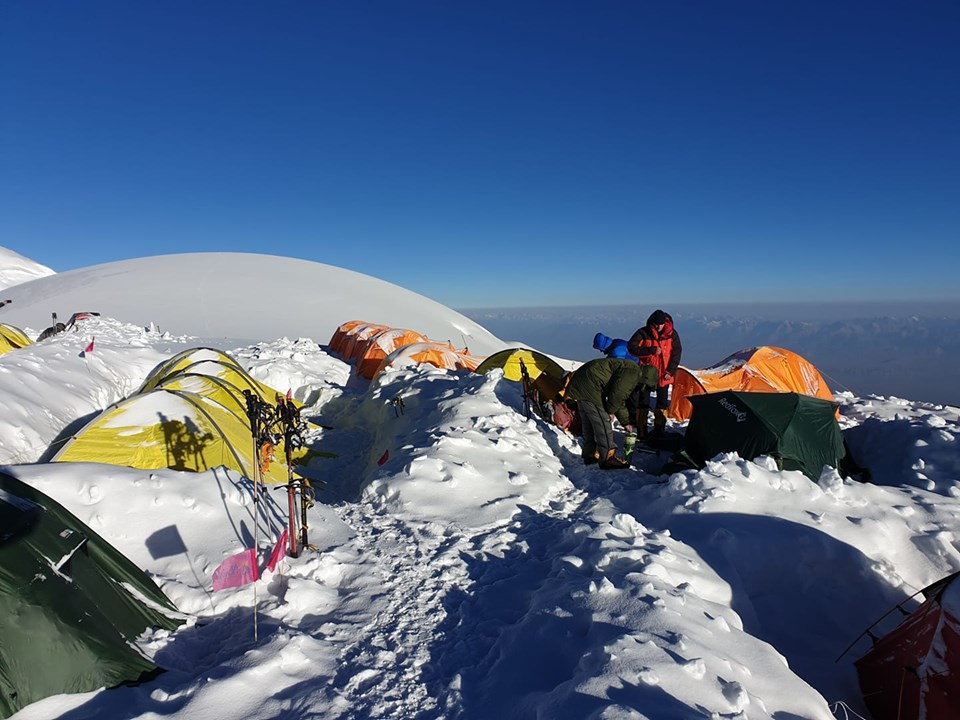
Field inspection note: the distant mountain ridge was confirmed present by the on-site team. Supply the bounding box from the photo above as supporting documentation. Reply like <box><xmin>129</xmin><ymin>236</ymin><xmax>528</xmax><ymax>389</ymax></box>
<box><xmin>463</xmin><ymin>304</ymin><xmax>960</xmax><ymax>407</ymax></box>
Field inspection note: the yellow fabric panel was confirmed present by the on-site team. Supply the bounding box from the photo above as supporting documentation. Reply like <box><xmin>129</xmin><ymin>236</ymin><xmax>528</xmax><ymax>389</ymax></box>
<box><xmin>141</xmin><ymin>347</ymin><xmax>242</xmax><ymax>392</ymax></box>
<box><xmin>0</xmin><ymin>324</ymin><xmax>32</xmax><ymax>354</ymax></box>
<box><xmin>140</xmin><ymin>347</ymin><xmax>294</xmax><ymax>407</ymax></box>
<box><xmin>153</xmin><ymin>374</ymin><xmax>250</xmax><ymax>422</ymax></box>
<box><xmin>475</xmin><ymin>348</ymin><xmax>565</xmax><ymax>383</ymax></box>
<box><xmin>53</xmin><ymin>390</ymin><xmax>294</xmax><ymax>485</ymax></box>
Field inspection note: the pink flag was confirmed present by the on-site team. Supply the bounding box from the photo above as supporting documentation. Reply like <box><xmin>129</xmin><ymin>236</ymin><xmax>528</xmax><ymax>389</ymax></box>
<box><xmin>212</xmin><ymin>548</ymin><xmax>259</xmax><ymax>591</ymax></box>
<box><xmin>266</xmin><ymin>529</ymin><xmax>288</xmax><ymax>572</ymax></box>
<box><xmin>84</xmin><ymin>337</ymin><xmax>95</xmax><ymax>353</ymax></box>
<box><xmin>286</xmin><ymin>388</ymin><xmax>293</xmax><ymax>401</ymax></box>
<box><xmin>377</xmin><ymin>450</ymin><xmax>389</xmax><ymax>466</ymax></box>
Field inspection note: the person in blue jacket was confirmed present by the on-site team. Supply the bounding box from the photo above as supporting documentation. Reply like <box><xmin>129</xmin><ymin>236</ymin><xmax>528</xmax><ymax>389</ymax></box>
<box><xmin>593</xmin><ymin>332</ymin><xmax>640</xmax><ymax>363</ymax></box>
<box><xmin>594</xmin><ymin>332</ymin><xmax>646</xmax><ymax>429</ymax></box>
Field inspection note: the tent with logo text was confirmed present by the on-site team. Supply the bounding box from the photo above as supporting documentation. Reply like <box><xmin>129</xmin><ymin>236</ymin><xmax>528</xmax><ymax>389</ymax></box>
<box><xmin>678</xmin><ymin>391</ymin><xmax>845</xmax><ymax>481</ymax></box>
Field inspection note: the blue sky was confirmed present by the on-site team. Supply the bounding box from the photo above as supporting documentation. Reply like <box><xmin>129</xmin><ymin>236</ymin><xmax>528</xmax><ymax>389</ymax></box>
<box><xmin>1</xmin><ymin>2</ymin><xmax>958</xmax><ymax>308</ymax></box>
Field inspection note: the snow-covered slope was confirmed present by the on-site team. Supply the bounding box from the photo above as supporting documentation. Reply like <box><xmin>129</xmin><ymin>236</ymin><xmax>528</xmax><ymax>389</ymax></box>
<box><xmin>0</xmin><ymin>246</ymin><xmax>54</xmax><ymax>290</ymax></box>
<box><xmin>1</xmin><ymin>248</ymin><xmax>958</xmax><ymax>720</ymax></box>
<box><xmin>0</xmin><ymin>252</ymin><xmax>507</xmax><ymax>356</ymax></box>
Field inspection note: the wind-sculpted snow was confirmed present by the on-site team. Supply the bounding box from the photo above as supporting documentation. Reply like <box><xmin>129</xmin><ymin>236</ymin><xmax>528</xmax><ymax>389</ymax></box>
<box><xmin>4</xmin><ymin>316</ymin><xmax>960</xmax><ymax>719</ymax></box>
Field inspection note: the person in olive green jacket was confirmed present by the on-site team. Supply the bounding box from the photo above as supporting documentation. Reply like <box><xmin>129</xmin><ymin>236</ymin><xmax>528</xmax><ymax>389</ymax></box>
<box><xmin>565</xmin><ymin>357</ymin><xmax>659</xmax><ymax>469</ymax></box>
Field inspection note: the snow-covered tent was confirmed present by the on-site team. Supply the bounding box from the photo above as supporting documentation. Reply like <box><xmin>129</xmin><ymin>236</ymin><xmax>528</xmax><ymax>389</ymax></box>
<box><xmin>0</xmin><ymin>471</ymin><xmax>181</xmax><ymax>718</ymax></box>
<box><xmin>669</xmin><ymin>346</ymin><xmax>834</xmax><ymax>422</ymax></box>
<box><xmin>53</xmin><ymin>348</ymin><xmax>305</xmax><ymax>484</ymax></box>
<box><xmin>856</xmin><ymin>572</ymin><xmax>960</xmax><ymax>720</ymax></box>
<box><xmin>372</xmin><ymin>341</ymin><xmax>482</xmax><ymax>380</ymax></box>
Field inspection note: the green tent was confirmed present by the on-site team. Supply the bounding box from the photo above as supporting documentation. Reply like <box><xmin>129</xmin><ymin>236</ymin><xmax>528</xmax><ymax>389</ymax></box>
<box><xmin>681</xmin><ymin>391</ymin><xmax>845</xmax><ymax>481</ymax></box>
<box><xmin>0</xmin><ymin>471</ymin><xmax>182</xmax><ymax>718</ymax></box>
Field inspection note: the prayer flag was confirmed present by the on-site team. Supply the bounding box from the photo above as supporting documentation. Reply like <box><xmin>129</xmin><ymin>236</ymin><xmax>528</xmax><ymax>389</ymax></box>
<box><xmin>266</xmin><ymin>529</ymin><xmax>288</xmax><ymax>572</ymax></box>
<box><xmin>212</xmin><ymin>548</ymin><xmax>259</xmax><ymax>591</ymax></box>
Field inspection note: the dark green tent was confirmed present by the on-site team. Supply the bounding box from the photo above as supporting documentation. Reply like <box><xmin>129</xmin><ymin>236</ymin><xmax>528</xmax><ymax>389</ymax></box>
<box><xmin>681</xmin><ymin>391</ymin><xmax>845</xmax><ymax>481</ymax></box>
<box><xmin>0</xmin><ymin>471</ymin><xmax>182</xmax><ymax>718</ymax></box>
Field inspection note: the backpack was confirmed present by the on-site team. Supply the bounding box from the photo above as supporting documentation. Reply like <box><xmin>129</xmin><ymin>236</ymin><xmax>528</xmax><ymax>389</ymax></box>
<box><xmin>518</xmin><ymin>365</ymin><xmax>580</xmax><ymax>434</ymax></box>
<box><xmin>551</xmin><ymin>398</ymin><xmax>581</xmax><ymax>435</ymax></box>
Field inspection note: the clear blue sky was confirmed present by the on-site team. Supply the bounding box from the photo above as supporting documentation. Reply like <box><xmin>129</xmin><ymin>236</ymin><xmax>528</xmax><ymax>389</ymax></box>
<box><xmin>1</xmin><ymin>2</ymin><xmax>958</xmax><ymax>308</ymax></box>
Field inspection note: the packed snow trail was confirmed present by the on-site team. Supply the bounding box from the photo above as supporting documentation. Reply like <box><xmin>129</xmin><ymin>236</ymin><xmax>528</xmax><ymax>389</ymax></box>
<box><xmin>293</xmin><ymin>362</ymin><xmax>835</xmax><ymax>719</ymax></box>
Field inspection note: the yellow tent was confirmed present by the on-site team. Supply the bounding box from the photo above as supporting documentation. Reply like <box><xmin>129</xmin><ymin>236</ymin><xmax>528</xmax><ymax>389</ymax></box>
<box><xmin>54</xmin><ymin>348</ymin><xmax>309</xmax><ymax>483</ymax></box>
<box><xmin>0</xmin><ymin>323</ymin><xmax>32</xmax><ymax>355</ymax></box>
<box><xmin>139</xmin><ymin>347</ymin><xmax>284</xmax><ymax>404</ymax></box>
<box><xmin>474</xmin><ymin>348</ymin><xmax>566</xmax><ymax>384</ymax></box>
<box><xmin>51</xmin><ymin>388</ymin><xmax>296</xmax><ymax>484</ymax></box>
<box><xmin>669</xmin><ymin>346</ymin><xmax>835</xmax><ymax>422</ymax></box>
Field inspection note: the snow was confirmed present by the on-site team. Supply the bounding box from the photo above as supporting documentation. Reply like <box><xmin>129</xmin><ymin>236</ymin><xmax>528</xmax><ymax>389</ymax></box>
<box><xmin>0</xmin><ymin>246</ymin><xmax>54</xmax><ymax>291</ymax></box>
<box><xmin>0</xmin><ymin>253</ymin><xmax>507</xmax><ymax>357</ymax></box>
<box><xmin>1</xmin><ymin>249</ymin><xmax>959</xmax><ymax>719</ymax></box>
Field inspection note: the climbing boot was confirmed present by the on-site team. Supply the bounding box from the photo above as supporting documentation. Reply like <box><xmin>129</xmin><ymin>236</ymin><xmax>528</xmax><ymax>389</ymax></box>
<box><xmin>650</xmin><ymin>408</ymin><xmax>668</xmax><ymax>437</ymax></box>
<box><xmin>635</xmin><ymin>407</ymin><xmax>649</xmax><ymax>439</ymax></box>
<box><xmin>582</xmin><ymin>449</ymin><xmax>600</xmax><ymax>465</ymax></box>
<box><xmin>600</xmin><ymin>449</ymin><xmax>630</xmax><ymax>470</ymax></box>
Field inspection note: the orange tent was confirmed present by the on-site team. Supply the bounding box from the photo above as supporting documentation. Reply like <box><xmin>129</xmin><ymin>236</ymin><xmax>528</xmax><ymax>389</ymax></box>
<box><xmin>372</xmin><ymin>341</ymin><xmax>481</xmax><ymax>381</ymax></box>
<box><xmin>340</xmin><ymin>322</ymin><xmax>391</xmax><ymax>362</ymax></box>
<box><xmin>328</xmin><ymin>320</ymin><xmax>367</xmax><ymax>355</ymax></box>
<box><xmin>668</xmin><ymin>346</ymin><xmax>834</xmax><ymax>422</ymax></box>
<box><xmin>356</xmin><ymin>328</ymin><xmax>429</xmax><ymax>379</ymax></box>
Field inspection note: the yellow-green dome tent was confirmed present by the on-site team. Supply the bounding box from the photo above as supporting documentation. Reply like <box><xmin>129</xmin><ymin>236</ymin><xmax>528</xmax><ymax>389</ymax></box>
<box><xmin>475</xmin><ymin>347</ymin><xmax>566</xmax><ymax>383</ymax></box>
<box><xmin>0</xmin><ymin>323</ymin><xmax>32</xmax><ymax>355</ymax></box>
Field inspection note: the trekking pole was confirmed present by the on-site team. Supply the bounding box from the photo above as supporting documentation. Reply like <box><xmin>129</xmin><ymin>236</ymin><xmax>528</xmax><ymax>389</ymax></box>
<box><xmin>276</xmin><ymin>395</ymin><xmax>301</xmax><ymax>558</ymax></box>
<box><xmin>519</xmin><ymin>360</ymin><xmax>532</xmax><ymax>419</ymax></box>
<box><xmin>243</xmin><ymin>390</ymin><xmax>267</xmax><ymax>643</ymax></box>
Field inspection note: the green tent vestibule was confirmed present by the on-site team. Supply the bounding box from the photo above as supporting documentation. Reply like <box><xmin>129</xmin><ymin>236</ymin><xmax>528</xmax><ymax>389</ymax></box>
<box><xmin>0</xmin><ymin>471</ymin><xmax>182</xmax><ymax>718</ymax></box>
<box><xmin>682</xmin><ymin>391</ymin><xmax>846</xmax><ymax>482</ymax></box>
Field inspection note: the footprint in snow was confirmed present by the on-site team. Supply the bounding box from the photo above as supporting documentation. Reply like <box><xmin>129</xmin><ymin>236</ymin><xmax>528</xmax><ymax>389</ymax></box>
<box><xmin>681</xmin><ymin>657</ymin><xmax>706</xmax><ymax>679</ymax></box>
<box><xmin>719</xmin><ymin>677</ymin><xmax>749</xmax><ymax>710</ymax></box>
<box><xmin>507</xmin><ymin>472</ymin><xmax>528</xmax><ymax>486</ymax></box>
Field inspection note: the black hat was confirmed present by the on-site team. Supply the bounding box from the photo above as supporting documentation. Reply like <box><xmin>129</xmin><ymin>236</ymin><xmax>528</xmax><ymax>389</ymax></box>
<box><xmin>648</xmin><ymin>309</ymin><xmax>668</xmax><ymax>326</ymax></box>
